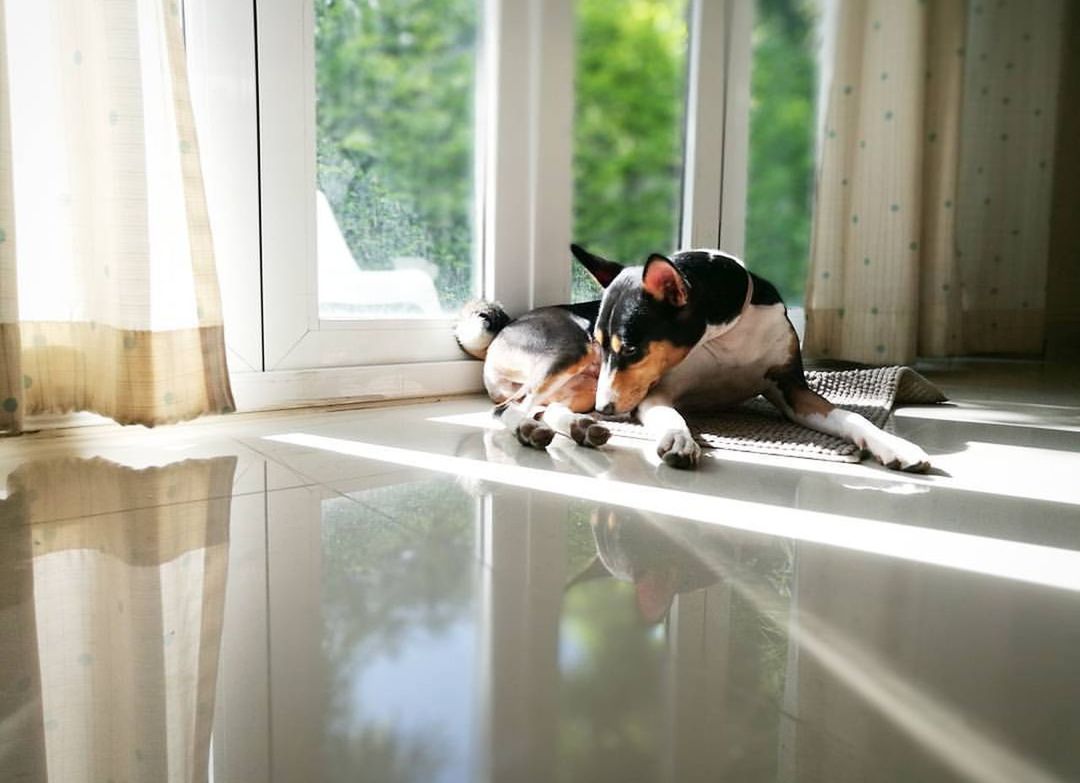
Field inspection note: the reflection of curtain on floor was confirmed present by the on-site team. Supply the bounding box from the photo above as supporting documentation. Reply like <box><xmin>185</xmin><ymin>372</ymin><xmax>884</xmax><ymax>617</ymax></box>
<box><xmin>0</xmin><ymin>456</ymin><xmax>235</xmax><ymax>783</ymax></box>
<box><xmin>805</xmin><ymin>0</ymin><xmax>1068</xmax><ymax>364</ymax></box>
<box><xmin>0</xmin><ymin>0</ymin><xmax>234</xmax><ymax>433</ymax></box>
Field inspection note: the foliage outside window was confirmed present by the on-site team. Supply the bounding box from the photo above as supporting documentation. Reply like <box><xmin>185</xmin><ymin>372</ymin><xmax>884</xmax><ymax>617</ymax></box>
<box><xmin>746</xmin><ymin>0</ymin><xmax>818</xmax><ymax>304</ymax></box>
<box><xmin>315</xmin><ymin>0</ymin><xmax>479</xmax><ymax>314</ymax></box>
<box><xmin>572</xmin><ymin>0</ymin><xmax>690</xmax><ymax>302</ymax></box>
<box><xmin>314</xmin><ymin>0</ymin><xmax>818</xmax><ymax>312</ymax></box>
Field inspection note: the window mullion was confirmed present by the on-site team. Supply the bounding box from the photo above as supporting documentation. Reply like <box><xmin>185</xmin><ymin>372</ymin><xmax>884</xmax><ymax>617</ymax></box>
<box><xmin>482</xmin><ymin>0</ymin><xmax>573</xmax><ymax>315</ymax></box>
<box><xmin>681</xmin><ymin>0</ymin><xmax>752</xmax><ymax>254</ymax></box>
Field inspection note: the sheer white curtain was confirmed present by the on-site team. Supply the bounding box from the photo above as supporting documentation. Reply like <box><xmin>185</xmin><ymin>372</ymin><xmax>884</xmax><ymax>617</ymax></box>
<box><xmin>0</xmin><ymin>0</ymin><xmax>234</xmax><ymax>432</ymax></box>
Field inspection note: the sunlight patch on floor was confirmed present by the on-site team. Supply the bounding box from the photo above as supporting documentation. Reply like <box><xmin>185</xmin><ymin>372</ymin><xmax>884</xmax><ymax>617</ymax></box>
<box><xmin>266</xmin><ymin>432</ymin><xmax>1080</xmax><ymax>593</ymax></box>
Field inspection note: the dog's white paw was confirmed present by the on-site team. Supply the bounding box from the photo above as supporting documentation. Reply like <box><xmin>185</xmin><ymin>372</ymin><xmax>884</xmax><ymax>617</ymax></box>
<box><xmin>869</xmin><ymin>433</ymin><xmax>931</xmax><ymax>473</ymax></box>
<box><xmin>656</xmin><ymin>429</ymin><xmax>700</xmax><ymax>469</ymax></box>
<box><xmin>569</xmin><ymin>416</ymin><xmax>611</xmax><ymax>448</ymax></box>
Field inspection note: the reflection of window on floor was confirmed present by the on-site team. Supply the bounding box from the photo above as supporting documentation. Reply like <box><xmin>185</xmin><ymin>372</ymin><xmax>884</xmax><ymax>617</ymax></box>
<box><xmin>571</xmin><ymin>0</ymin><xmax>689</xmax><ymax>303</ymax></box>
<box><xmin>315</xmin><ymin>0</ymin><xmax>479</xmax><ymax>318</ymax></box>
<box><xmin>557</xmin><ymin>504</ymin><xmax>796</xmax><ymax>780</ymax></box>
<box><xmin>319</xmin><ymin>480</ymin><xmax>477</xmax><ymax>781</ymax></box>
<box><xmin>745</xmin><ymin>0</ymin><xmax>820</xmax><ymax>306</ymax></box>
<box><xmin>558</xmin><ymin>506</ymin><xmax>667</xmax><ymax>779</ymax></box>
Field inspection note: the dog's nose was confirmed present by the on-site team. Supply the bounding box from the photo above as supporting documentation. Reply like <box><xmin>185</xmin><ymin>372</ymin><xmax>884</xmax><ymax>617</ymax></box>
<box><xmin>599</xmin><ymin>402</ymin><xmax>615</xmax><ymax>416</ymax></box>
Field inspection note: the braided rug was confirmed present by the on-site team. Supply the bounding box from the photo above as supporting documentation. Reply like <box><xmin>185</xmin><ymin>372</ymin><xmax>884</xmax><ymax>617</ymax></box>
<box><xmin>601</xmin><ymin>365</ymin><xmax>947</xmax><ymax>463</ymax></box>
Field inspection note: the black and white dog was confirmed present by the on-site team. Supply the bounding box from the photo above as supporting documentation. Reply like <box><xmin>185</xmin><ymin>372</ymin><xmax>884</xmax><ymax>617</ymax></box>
<box><xmin>456</xmin><ymin>245</ymin><xmax>930</xmax><ymax>472</ymax></box>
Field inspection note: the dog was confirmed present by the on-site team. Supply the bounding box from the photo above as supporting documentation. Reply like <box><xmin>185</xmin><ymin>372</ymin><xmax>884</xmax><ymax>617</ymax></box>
<box><xmin>456</xmin><ymin>244</ymin><xmax>930</xmax><ymax>472</ymax></box>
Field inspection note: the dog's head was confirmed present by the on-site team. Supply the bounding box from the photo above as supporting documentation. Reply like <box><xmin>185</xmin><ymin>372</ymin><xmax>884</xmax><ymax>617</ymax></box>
<box><xmin>572</xmin><ymin>244</ymin><xmax>702</xmax><ymax>414</ymax></box>
<box><xmin>568</xmin><ymin>507</ymin><xmax>718</xmax><ymax>624</ymax></box>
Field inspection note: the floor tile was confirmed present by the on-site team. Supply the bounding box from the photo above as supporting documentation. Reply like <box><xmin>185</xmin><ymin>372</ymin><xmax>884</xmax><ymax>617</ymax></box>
<box><xmin>2</xmin><ymin>361</ymin><xmax>1079</xmax><ymax>782</ymax></box>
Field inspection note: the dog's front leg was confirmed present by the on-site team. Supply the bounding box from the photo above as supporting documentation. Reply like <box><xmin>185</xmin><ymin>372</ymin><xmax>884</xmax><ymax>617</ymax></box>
<box><xmin>766</xmin><ymin>384</ymin><xmax>930</xmax><ymax>473</ymax></box>
<box><xmin>637</xmin><ymin>393</ymin><xmax>700</xmax><ymax>469</ymax></box>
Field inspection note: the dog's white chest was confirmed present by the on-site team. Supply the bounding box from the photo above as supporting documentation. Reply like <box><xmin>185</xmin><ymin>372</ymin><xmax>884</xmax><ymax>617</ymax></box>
<box><xmin>656</xmin><ymin>303</ymin><xmax>795</xmax><ymax>410</ymax></box>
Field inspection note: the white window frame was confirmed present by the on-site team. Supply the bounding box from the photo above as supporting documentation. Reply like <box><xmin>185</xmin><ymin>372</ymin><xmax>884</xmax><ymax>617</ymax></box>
<box><xmin>184</xmin><ymin>0</ymin><xmax>752</xmax><ymax>411</ymax></box>
<box><xmin>255</xmin><ymin>0</ymin><xmax>483</xmax><ymax>372</ymax></box>
<box><xmin>682</xmin><ymin>0</ymin><xmax>752</xmax><ymax>255</ymax></box>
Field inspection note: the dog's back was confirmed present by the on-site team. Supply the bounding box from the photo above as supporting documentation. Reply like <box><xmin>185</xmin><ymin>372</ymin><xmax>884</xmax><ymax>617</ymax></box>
<box><xmin>457</xmin><ymin>300</ymin><xmax>602</xmax><ymax>412</ymax></box>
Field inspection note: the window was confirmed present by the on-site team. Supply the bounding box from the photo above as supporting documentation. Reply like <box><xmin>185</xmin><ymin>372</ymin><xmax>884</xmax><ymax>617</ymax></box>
<box><xmin>572</xmin><ymin>0</ymin><xmax>690</xmax><ymax>302</ymax></box>
<box><xmin>252</xmin><ymin>0</ymin><xmax>485</xmax><ymax>372</ymax></box>
<box><xmin>315</xmin><ymin>0</ymin><xmax>480</xmax><ymax>319</ymax></box>
<box><xmin>186</xmin><ymin>0</ymin><xmax>754</xmax><ymax>400</ymax></box>
<box><xmin>744</xmin><ymin>0</ymin><xmax>820</xmax><ymax>305</ymax></box>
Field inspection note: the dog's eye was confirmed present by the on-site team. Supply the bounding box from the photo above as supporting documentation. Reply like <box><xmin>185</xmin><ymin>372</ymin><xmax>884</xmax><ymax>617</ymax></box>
<box><xmin>621</xmin><ymin>344</ymin><xmax>639</xmax><ymax>358</ymax></box>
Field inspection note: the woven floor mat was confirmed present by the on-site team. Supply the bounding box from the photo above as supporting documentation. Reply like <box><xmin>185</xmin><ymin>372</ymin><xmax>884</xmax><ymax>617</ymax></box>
<box><xmin>601</xmin><ymin>366</ymin><xmax>948</xmax><ymax>463</ymax></box>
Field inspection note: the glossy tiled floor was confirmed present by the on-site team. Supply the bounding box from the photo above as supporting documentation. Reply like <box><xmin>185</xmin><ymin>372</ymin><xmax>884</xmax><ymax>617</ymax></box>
<box><xmin>1</xmin><ymin>361</ymin><xmax>1079</xmax><ymax>782</ymax></box>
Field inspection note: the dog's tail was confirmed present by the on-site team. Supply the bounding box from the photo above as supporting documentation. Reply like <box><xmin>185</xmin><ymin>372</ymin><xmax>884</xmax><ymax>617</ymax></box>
<box><xmin>454</xmin><ymin>299</ymin><xmax>511</xmax><ymax>360</ymax></box>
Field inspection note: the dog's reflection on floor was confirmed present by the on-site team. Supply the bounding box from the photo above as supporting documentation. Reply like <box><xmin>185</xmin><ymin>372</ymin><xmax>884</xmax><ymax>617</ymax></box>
<box><xmin>453</xmin><ymin>428</ymin><xmax>790</xmax><ymax>627</ymax></box>
<box><xmin>568</xmin><ymin>507</ymin><xmax>721</xmax><ymax>624</ymax></box>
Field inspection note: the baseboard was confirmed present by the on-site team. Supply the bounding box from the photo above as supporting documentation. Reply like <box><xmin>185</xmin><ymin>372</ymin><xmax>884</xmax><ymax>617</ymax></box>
<box><xmin>229</xmin><ymin>359</ymin><xmax>485</xmax><ymax>412</ymax></box>
<box><xmin>20</xmin><ymin>360</ymin><xmax>485</xmax><ymax>432</ymax></box>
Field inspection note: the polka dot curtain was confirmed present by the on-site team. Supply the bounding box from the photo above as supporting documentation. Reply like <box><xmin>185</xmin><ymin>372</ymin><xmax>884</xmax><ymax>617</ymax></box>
<box><xmin>0</xmin><ymin>0</ymin><xmax>234</xmax><ymax>433</ymax></box>
<box><xmin>805</xmin><ymin>0</ymin><xmax>1066</xmax><ymax>364</ymax></box>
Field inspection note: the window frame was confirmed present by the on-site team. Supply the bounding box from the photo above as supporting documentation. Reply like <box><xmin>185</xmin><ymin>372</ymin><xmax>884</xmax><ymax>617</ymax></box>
<box><xmin>681</xmin><ymin>0</ymin><xmax>752</xmax><ymax>256</ymax></box>
<box><xmin>184</xmin><ymin>0</ymin><xmax>752</xmax><ymax>410</ymax></box>
<box><xmin>257</xmin><ymin>0</ymin><xmax>472</xmax><ymax>370</ymax></box>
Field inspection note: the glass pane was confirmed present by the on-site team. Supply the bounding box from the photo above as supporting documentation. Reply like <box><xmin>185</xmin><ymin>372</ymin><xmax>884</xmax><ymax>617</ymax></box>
<box><xmin>745</xmin><ymin>0</ymin><xmax>820</xmax><ymax>305</ymax></box>
<box><xmin>572</xmin><ymin>0</ymin><xmax>690</xmax><ymax>302</ymax></box>
<box><xmin>315</xmin><ymin>0</ymin><xmax>479</xmax><ymax>319</ymax></box>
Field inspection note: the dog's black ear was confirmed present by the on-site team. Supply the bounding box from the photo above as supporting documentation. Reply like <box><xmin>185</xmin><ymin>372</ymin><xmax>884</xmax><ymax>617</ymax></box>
<box><xmin>571</xmin><ymin>244</ymin><xmax>623</xmax><ymax>288</ymax></box>
<box><xmin>642</xmin><ymin>254</ymin><xmax>688</xmax><ymax>307</ymax></box>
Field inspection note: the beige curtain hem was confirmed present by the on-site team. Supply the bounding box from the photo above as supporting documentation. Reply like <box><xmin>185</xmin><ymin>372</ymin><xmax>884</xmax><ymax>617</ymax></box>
<box><xmin>2</xmin><ymin>322</ymin><xmax>235</xmax><ymax>428</ymax></box>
